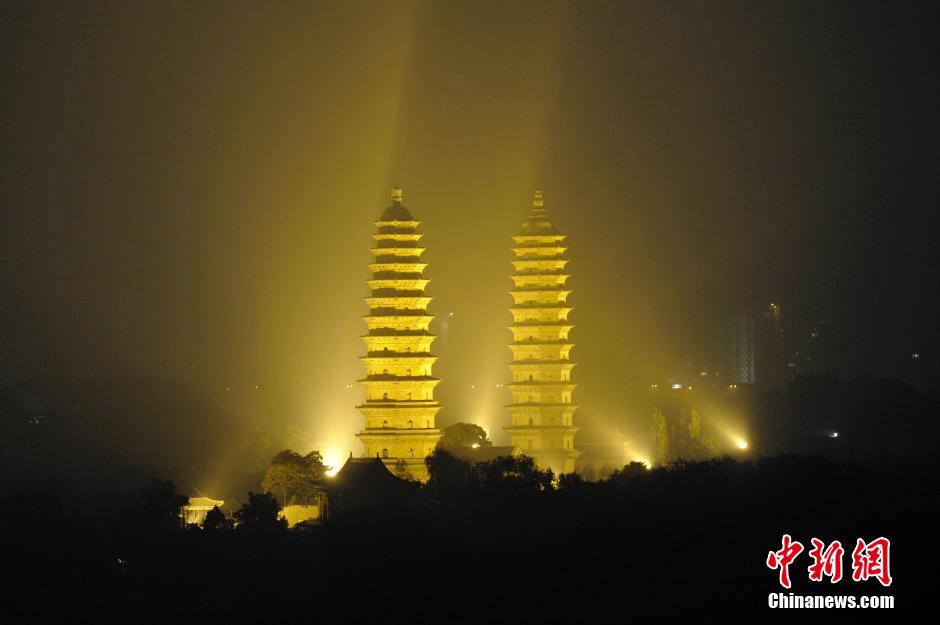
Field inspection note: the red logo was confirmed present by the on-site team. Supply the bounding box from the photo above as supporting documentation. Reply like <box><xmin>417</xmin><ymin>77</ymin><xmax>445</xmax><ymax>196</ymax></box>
<box><xmin>766</xmin><ymin>534</ymin><xmax>804</xmax><ymax>589</ymax></box>
<box><xmin>851</xmin><ymin>537</ymin><xmax>893</xmax><ymax>587</ymax></box>
<box><xmin>767</xmin><ymin>535</ymin><xmax>892</xmax><ymax>587</ymax></box>
<box><xmin>807</xmin><ymin>538</ymin><xmax>844</xmax><ymax>583</ymax></box>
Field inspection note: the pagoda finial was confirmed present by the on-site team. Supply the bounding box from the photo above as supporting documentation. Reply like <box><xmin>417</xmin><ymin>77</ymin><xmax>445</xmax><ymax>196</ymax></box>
<box><xmin>392</xmin><ymin>186</ymin><xmax>403</xmax><ymax>204</ymax></box>
<box><xmin>532</xmin><ymin>190</ymin><xmax>544</xmax><ymax>208</ymax></box>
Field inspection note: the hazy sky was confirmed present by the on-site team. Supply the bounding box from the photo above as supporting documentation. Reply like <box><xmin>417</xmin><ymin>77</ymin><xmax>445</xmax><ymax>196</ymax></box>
<box><xmin>0</xmin><ymin>1</ymin><xmax>935</xmax><ymax>489</ymax></box>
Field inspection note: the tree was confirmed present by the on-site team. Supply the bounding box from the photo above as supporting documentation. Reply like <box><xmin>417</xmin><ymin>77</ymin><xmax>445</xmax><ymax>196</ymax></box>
<box><xmin>139</xmin><ymin>478</ymin><xmax>189</xmax><ymax>531</ymax></box>
<box><xmin>608</xmin><ymin>461</ymin><xmax>650</xmax><ymax>483</ymax></box>
<box><xmin>651</xmin><ymin>406</ymin><xmax>720</xmax><ymax>465</ymax></box>
<box><xmin>392</xmin><ymin>459</ymin><xmax>414</xmax><ymax>481</ymax></box>
<box><xmin>426</xmin><ymin>447</ymin><xmax>479</xmax><ymax>496</ymax></box>
<box><xmin>437</xmin><ymin>423</ymin><xmax>491</xmax><ymax>452</ymax></box>
<box><xmin>202</xmin><ymin>505</ymin><xmax>232</xmax><ymax>530</ymax></box>
<box><xmin>261</xmin><ymin>449</ymin><xmax>329</xmax><ymax>505</ymax></box>
<box><xmin>651</xmin><ymin>408</ymin><xmax>669</xmax><ymax>466</ymax></box>
<box><xmin>477</xmin><ymin>454</ymin><xmax>553</xmax><ymax>493</ymax></box>
<box><xmin>233</xmin><ymin>492</ymin><xmax>286</xmax><ymax>531</ymax></box>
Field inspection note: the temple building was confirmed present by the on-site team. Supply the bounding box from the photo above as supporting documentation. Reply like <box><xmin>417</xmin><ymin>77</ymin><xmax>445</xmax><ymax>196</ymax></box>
<box><xmin>355</xmin><ymin>187</ymin><xmax>442</xmax><ymax>482</ymax></box>
<box><xmin>504</xmin><ymin>191</ymin><xmax>580</xmax><ymax>475</ymax></box>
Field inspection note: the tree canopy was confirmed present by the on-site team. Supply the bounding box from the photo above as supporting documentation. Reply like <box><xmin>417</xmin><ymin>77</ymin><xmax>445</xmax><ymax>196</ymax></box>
<box><xmin>202</xmin><ymin>505</ymin><xmax>232</xmax><ymax>530</ymax></box>
<box><xmin>261</xmin><ymin>449</ymin><xmax>328</xmax><ymax>505</ymax></box>
<box><xmin>436</xmin><ymin>422</ymin><xmax>491</xmax><ymax>452</ymax></box>
<box><xmin>233</xmin><ymin>492</ymin><xmax>286</xmax><ymax>531</ymax></box>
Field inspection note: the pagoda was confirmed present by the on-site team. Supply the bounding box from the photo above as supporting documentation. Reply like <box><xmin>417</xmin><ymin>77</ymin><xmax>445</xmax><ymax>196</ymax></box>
<box><xmin>355</xmin><ymin>187</ymin><xmax>442</xmax><ymax>482</ymax></box>
<box><xmin>504</xmin><ymin>191</ymin><xmax>579</xmax><ymax>475</ymax></box>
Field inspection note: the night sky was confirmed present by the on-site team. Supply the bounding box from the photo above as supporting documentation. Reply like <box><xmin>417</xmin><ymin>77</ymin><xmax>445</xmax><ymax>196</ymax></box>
<box><xmin>1</xmin><ymin>1</ymin><xmax>936</xmax><ymax>490</ymax></box>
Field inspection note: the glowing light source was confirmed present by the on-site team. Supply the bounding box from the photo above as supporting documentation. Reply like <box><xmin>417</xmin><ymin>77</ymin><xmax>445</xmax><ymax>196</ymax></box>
<box><xmin>471</xmin><ymin>443</ymin><xmax>481</xmax><ymax>449</ymax></box>
<box><xmin>734</xmin><ymin>438</ymin><xmax>749</xmax><ymax>450</ymax></box>
<box><xmin>322</xmin><ymin>447</ymin><xmax>345</xmax><ymax>477</ymax></box>
<box><xmin>830</xmin><ymin>431</ymin><xmax>839</xmax><ymax>438</ymax></box>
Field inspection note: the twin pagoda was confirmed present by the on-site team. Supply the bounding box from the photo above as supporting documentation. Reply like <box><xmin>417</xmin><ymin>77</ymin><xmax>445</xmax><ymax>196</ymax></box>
<box><xmin>356</xmin><ymin>188</ymin><xmax>578</xmax><ymax>481</ymax></box>
<box><xmin>355</xmin><ymin>187</ymin><xmax>441</xmax><ymax>482</ymax></box>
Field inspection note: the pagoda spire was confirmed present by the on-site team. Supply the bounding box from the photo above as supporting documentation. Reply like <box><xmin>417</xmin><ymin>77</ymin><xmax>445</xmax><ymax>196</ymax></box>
<box><xmin>504</xmin><ymin>191</ymin><xmax>579</xmax><ymax>475</ymax></box>
<box><xmin>530</xmin><ymin>189</ymin><xmax>546</xmax><ymax>218</ymax></box>
<box><xmin>354</xmin><ymin>188</ymin><xmax>442</xmax><ymax>482</ymax></box>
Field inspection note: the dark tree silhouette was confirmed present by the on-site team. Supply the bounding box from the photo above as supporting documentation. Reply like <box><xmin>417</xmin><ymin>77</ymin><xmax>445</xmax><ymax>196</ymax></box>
<box><xmin>135</xmin><ymin>479</ymin><xmax>188</xmax><ymax>531</ymax></box>
<box><xmin>425</xmin><ymin>447</ymin><xmax>479</xmax><ymax>497</ymax></box>
<box><xmin>234</xmin><ymin>491</ymin><xmax>286</xmax><ymax>531</ymax></box>
<box><xmin>202</xmin><ymin>505</ymin><xmax>232</xmax><ymax>530</ymax></box>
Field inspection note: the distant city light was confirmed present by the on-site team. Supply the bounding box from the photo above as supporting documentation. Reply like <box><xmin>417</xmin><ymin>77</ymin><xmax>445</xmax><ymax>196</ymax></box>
<box><xmin>671</xmin><ymin>383</ymin><xmax>682</xmax><ymax>390</ymax></box>
<box><xmin>471</xmin><ymin>443</ymin><xmax>481</xmax><ymax>449</ymax></box>
<box><xmin>831</xmin><ymin>431</ymin><xmax>839</xmax><ymax>438</ymax></box>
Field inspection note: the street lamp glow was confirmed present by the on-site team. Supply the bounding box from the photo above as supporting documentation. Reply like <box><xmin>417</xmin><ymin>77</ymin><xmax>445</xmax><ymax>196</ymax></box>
<box><xmin>734</xmin><ymin>438</ymin><xmax>748</xmax><ymax>450</ymax></box>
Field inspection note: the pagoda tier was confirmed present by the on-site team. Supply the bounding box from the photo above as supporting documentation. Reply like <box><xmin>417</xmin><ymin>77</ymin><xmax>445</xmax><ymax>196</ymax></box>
<box><xmin>355</xmin><ymin>187</ymin><xmax>441</xmax><ymax>482</ymax></box>
<box><xmin>503</xmin><ymin>191</ymin><xmax>580</xmax><ymax>475</ymax></box>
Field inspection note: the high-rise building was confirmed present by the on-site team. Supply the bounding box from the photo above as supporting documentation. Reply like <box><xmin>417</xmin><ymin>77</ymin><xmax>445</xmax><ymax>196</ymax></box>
<box><xmin>728</xmin><ymin>302</ymin><xmax>788</xmax><ymax>388</ymax></box>
<box><xmin>729</xmin><ymin>311</ymin><xmax>756</xmax><ymax>385</ymax></box>
<box><xmin>504</xmin><ymin>191</ymin><xmax>579</xmax><ymax>475</ymax></box>
<box><xmin>355</xmin><ymin>187</ymin><xmax>441</xmax><ymax>482</ymax></box>
<box><xmin>757</xmin><ymin>301</ymin><xmax>788</xmax><ymax>388</ymax></box>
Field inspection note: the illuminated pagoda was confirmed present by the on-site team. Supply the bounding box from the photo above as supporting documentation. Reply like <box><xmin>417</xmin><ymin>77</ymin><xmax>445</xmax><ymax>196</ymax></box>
<box><xmin>504</xmin><ymin>190</ymin><xmax>579</xmax><ymax>475</ymax></box>
<box><xmin>355</xmin><ymin>187</ymin><xmax>442</xmax><ymax>482</ymax></box>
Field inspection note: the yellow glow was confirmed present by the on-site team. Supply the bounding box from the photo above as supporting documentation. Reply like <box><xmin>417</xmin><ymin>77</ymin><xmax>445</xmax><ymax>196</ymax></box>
<box><xmin>322</xmin><ymin>447</ymin><xmax>346</xmax><ymax>477</ymax></box>
<box><xmin>734</xmin><ymin>438</ymin><xmax>748</xmax><ymax>450</ymax></box>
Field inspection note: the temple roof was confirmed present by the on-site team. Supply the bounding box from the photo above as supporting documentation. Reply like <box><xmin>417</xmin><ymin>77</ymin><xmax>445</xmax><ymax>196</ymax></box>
<box><xmin>324</xmin><ymin>456</ymin><xmax>412</xmax><ymax>491</ymax></box>
<box><xmin>379</xmin><ymin>186</ymin><xmax>417</xmax><ymax>222</ymax></box>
